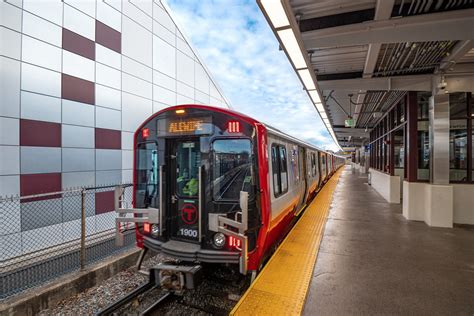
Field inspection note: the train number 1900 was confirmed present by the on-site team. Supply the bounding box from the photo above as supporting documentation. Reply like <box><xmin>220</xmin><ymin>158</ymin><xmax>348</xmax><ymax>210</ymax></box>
<box><xmin>179</xmin><ymin>228</ymin><xmax>198</xmax><ymax>238</ymax></box>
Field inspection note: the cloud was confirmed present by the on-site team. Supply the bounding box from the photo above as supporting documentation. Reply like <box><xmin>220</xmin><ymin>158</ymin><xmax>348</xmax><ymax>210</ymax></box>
<box><xmin>166</xmin><ymin>0</ymin><xmax>337</xmax><ymax>151</ymax></box>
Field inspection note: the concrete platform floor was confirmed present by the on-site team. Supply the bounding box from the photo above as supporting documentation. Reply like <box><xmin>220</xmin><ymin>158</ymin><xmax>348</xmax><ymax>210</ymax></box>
<box><xmin>303</xmin><ymin>165</ymin><xmax>474</xmax><ymax>315</ymax></box>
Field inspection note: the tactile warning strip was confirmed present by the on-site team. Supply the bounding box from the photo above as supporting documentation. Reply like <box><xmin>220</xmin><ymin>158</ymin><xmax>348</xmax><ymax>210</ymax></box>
<box><xmin>230</xmin><ymin>168</ymin><xmax>342</xmax><ymax>316</ymax></box>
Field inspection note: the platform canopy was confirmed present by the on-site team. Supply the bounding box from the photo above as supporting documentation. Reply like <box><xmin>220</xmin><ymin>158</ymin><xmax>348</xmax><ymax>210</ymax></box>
<box><xmin>257</xmin><ymin>0</ymin><xmax>474</xmax><ymax>151</ymax></box>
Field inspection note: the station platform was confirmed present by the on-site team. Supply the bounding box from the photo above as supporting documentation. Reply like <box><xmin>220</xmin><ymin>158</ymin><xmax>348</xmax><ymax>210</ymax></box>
<box><xmin>232</xmin><ymin>165</ymin><xmax>474</xmax><ymax>315</ymax></box>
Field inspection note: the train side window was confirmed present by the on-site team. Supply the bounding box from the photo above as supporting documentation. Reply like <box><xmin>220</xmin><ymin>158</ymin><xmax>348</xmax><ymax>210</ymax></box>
<box><xmin>279</xmin><ymin>146</ymin><xmax>288</xmax><ymax>193</ymax></box>
<box><xmin>311</xmin><ymin>153</ymin><xmax>316</xmax><ymax>176</ymax></box>
<box><xmin>271</xmin><ymin>145</ymin><xmax>281</xmax><ymax>195</ymax></box>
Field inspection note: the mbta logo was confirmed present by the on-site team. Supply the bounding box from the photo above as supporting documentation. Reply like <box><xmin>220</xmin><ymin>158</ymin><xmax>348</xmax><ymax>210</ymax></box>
<box><xmin>181</xmin><ymin>203</ymin><xmax>198</xmax><ymax>225</ymax></box>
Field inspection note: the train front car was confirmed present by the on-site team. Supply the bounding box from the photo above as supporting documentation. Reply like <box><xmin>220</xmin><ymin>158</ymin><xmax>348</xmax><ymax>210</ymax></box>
<box><xmin>130</xmin><ymin>105</ymin><xmax>262</xmax><ymax>276</ymax></box>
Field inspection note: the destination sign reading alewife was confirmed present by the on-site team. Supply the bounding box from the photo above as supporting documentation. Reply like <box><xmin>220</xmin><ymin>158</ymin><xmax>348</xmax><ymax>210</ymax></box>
<box><xmin>157</xmin><ymin>116</ymin><xmax>213</xmax><ymax>136</ymax></box>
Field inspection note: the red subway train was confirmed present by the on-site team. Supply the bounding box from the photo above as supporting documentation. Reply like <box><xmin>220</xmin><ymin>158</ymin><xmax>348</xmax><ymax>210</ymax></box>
<box><xmin>118</xmin><ymin>104</ymin><xmax>344</xmax><ymax>277</ymax></box>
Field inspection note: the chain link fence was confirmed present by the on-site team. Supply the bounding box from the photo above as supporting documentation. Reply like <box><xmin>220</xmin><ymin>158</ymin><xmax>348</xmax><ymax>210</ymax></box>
<box><xmin>0</xmin><ymin>184</ymin><xmax>135</xmax><ymax>299</ymax></box>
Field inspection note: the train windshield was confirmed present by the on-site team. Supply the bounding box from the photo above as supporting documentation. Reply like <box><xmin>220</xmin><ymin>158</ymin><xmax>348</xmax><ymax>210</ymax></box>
<box><xmin>212</xmin><ymin>139</ymin><xmax>252</xmax><ymax>201</ymax></box>
<box><xmin>136</xmin><ymin>142</ymin><xmax>159</xmax><ymax>207</ymax></box>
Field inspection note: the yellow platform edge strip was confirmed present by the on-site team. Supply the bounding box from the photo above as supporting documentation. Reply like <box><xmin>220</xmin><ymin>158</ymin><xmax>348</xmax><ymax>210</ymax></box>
<box><xmin>230</xmin><ymin>168</ymin><xmax>343</xmax><ymax>316</ymax></box>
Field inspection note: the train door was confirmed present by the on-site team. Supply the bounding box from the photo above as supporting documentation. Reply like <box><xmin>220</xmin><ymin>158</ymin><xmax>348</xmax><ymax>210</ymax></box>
<box><xmin>168</xmin><ymin>139</ymin><xmax>202</xmax><ymax>243</ymax></box>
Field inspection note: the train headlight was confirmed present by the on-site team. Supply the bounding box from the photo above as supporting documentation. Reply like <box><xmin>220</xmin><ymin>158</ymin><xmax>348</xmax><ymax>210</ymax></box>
<box><xmin>213</xmin><ymin>233</ymin><xmax>226</xmax><ymax>249</ymax></box>
<box><xmin>151</xmin><ymin>224</ymin><xmax>160</xmax><ymax>236</ymax></box>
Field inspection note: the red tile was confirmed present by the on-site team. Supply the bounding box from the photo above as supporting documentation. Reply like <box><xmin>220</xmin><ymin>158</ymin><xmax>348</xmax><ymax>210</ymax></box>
<box><xmin>95</xmin><ymin>128</ymin><xmax>121</xmax><ymax>149</ymax></box>
<box><xmin>20</xmin><ymin>173</ymin><xmax>62</xmax><ymax>202</ymax></box>
<box><xmin>96</xmin><ymin>20</ymin><xmax>121</xmax><ymax>53</ymax></box>
<box><xmin>62</xmin><ymin>74</ymin><xmax>95</xmax><ymax>105</ymax></box>
<box><xmin>62</xmin><ymin>28</ymin><xmax>95</xmax><ymax>60</ymax></box>
<box><xmin>20</xmin><ymin>119</ymin><xmax>61</xmax><ymax>147</ymax></box>
<box><xmin>95</xmin><ymin>191</ymin><xmax>115</xmax><ymax>214</ymax></box>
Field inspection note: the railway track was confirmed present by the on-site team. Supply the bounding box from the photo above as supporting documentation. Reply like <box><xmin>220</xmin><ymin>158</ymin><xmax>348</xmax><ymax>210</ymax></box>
<box><xmin>97</xmin><ymin>263</ymin><xmax>248</xmax><ymax>316</ymax></box>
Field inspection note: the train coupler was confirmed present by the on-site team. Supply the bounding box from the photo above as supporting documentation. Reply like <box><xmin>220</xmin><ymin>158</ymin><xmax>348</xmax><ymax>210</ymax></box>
<box><xmin>151</xmin><ymin>262</ymin><xmax>203</xmax><ymax>295</ymax></box>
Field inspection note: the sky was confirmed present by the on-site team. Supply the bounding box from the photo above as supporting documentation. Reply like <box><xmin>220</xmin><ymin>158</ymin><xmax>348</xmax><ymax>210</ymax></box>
<box><xmin>166</xmin><ymin>0</ymin><xmax>337</xmax><ymax>151</ymax></box>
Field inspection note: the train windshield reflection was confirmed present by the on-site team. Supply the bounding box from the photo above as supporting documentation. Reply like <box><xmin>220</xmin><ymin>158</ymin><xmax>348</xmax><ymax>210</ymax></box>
<box><xmin>212</xmin><ymin>139</ymin><xmax>252</xmax><ymax>201</ymax></box>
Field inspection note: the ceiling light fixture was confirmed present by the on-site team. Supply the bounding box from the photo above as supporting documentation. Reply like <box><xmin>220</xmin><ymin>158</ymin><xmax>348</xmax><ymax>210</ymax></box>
<box><xmin>260</xmin><ymin>0</ymin><xmax>290</xmax><ymax>28</ymax></box>
<box><xmin>308</xmin><ymin>90</ymin><xmax>322</xmax><ymax>104</ymax></box>
<box><xmin>297</xmin><ymin>68</ymin><xmax>316</xmax><ymax>90</ymax></box>
<box><xmin>277</xmin><ymin>29</ymin><xmax>307</xmax><ymax>69</ymax></box>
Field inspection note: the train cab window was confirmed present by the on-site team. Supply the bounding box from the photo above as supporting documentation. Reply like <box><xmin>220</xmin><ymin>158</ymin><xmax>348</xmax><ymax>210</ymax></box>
<box><xmin>176</xmin><ymin>141</ymin><xmax>201</xmax><ymax>197</ymax></box>
<box><xmin>272</xmin><ymin>144</ymin><xmax>288</xmax><ymax>197</ymax></box>
<box><xmin>212</xmin><ymin>139</ymin><xmax>252</xmax><ymax>201</ymax></box>
<box><xmin>136</xmin><ymin>142</ymin><xmax>159</xmax><ymax>207</ymax></box>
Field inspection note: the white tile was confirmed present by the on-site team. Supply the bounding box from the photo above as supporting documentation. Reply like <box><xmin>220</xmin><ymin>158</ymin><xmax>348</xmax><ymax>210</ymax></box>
<box><xmin>21</xmin><ymin>62</ymin><xmax>61</xmax><ymax>98</ymax></box>
<box><xmin>153</xmin><ymin>85</ymin><xmax>176</xmax><ymax>106</ymax></box>
<box><xmin>210</xmin><ymin>82</ymin><xmax>220</xmax><ymax>99</ymax></box>
<box><xmin>96</xmin><ymin>45</ymin><xmax>120</xmax><ymax>71</ymax></box>
<box><xmin>5</xmin><ymin>0</ymin><xmax>23</xmax><ymax>7</ymax></box>
<box><xmin>177</xmin><ymin>82</ymin><xmax>194</xmax><ymax>99</ymax></box>
<box><xmin>177</xmin><ymin>94</ymin><xmax>193</xmax><ymax>105</ymax></box>
<box><xmin>95</xmin><ymin>211</ymin><xmax>116</xmax><ymax>232</ymax></box>
<box><xmin>0</xmin><ymin>118</ymin><xmax>19</xmax><ymax>146</ymax></box>
<box><xmin>177</xmin><ymin>51</ymin><xmax>194</xmax><ymax>87</ymax></box>
<box><xmin>131</xmin><ymin>0</ymin><xmax>152</xmax><ymax>15</ymax></box>
<box><xmin>62</xmin><ymin>148</ymin><xmax>95</xmax><ymax>172</ymax></box>
<box><xmin>122</xmin><ymin>73</ymin><xmax>152</xmax><ymax>99</ymax></box>
<box><xmin>96</xmin><ymin>106</ymin><xmax>121</xmax><ymax>130</ymax></box>
<box><xmin>122</xmin><ymin>56</ymin><xmax>152</xmax><ymax>82</ymax></box>
<box><xmin>152</xmin><ymin>35</ymin><xmax>176</xmax><ymax>78</ymax></box>
<box><xmin>123</xmin><ymin>0</ymin><xmax>152</xmax><ymax>31</ymax></box>
<box><xmin>62</xmin><ymin>125</ymin><xmax>94</xmax><ymax>148</ymax></box>
<box><xmin>23</xmin><ymin>0</ymin><xmax>63</xmax><ymax>26</ymax></box>
<box><xmin>96</xmin><ymin>149</ymin><xmax>121</xmax><ymax>170</ymax></box>
<box><xmin>0</xmin><ymin>175</ymin><xmax>20</xmax><ymax>196</ymax></box>
<box><xmin>62</xmin><ymin>171</ymin><xmax>95</xmax><ymax>189</ymax></box>
<box><xmin>153</xmin><ymin>3</ymin><xmax>175</xmax><ymax>33</ymax></box>
<box><xmin>62</xmin><ymin>99</ymin><xmax>95</xmax><ymax>127</ymax></box>
<box><xmin>153</xmin><ymin>101</ymin><xmax>168</xmax><ymax>113</ymax></box>
<box><xmin>22</xmin><ymin>223</ymin><xmax>63</xmax><ymax>253</ymax></box>
<box><xmin>1</xmin><ymin>1</ymin><xmax>22</xmax><ymax>31</ymax></box>
<box><xmin>177</xmin><ymin>38</ymin><xmax>194</xmax><ymax>59</ymax></box>
<box><xmin>121</xmin><ymin>150</ymin><xmax>133</xmax><ymax>170</ymax></box>
<box><xmin>153</xmin><ymin>70</ymin><xmax>175</xmax><ymax>91</ymax></box>
<box><xmin>96</xmin><ymin>170</ymin><xmax>121</xmax><ymax>186</ymax></box>
<box><xmin>64</xmin><ymin>3</ymin><xmax>95</xmax><ymax>40</ymax></box>
<box><xmin>121</xmin><ymin>131</ymin><xmax>134</xmax><ymax>150</ymax></box>
<box><xmin>96</xmin><ymin>84</ymin><xmax>121</xmax><ymax>110</ymax></box>
<box><xmin>22</xmin><ymin>11</ymin><xmax>62</xmax><ymax>47</ymax></box>
<box><xmin>21</xmin><ymin>91</ymin><xmax>61</xmax><ymax>123</ymax></box>
<box><xmin>96</xmin><ymin>63</ymin><xmax>121</xmax><ymax>90</ymax></box>
<box><xmin>96</xmin><ymin>0</ymin><xmax>121</xmax><ymax>31</ymax></box>
<box><xmin>0</xmin><ymin>199</ymin><xmax>21</xmax><ymax>234</ymax></box>
<box><xmin>22</xmin><ymin>36</ymin><xmax>62</xmax><ymax>72</ymax></box>
<box><xmin>195</xmin><ymin>63</ymin><xmax>210</xmax><ymax>94</ymax></box>
<box><xmin>0</xmin><ymin>57</ymin><xmax>20</xmax><ymax>118</ymax></box>
<box><xmin>104</xmin><ymin>0</ymin><xmax>121</xmax><ymax>12</ymax></box>
<box><xmin>64</xmin><ymin>0</ymin><xmax>96</xmax><ymax>18</ymax></box>
<box><xmin>122</xmin><ymin>16</ymin><xmax>152</xmax><ymax>66</ymax></box>
<box><xmin>153</xmin><ymin>20</ymin><xmax>175</xmax><ymax>46</ymax></box>
<box><xmin>0</xmin><ymin>146</ymin><xmax>19</xmax><ymax>175</ymax></box>
<box><xmin>21</xmin><ymin>147</ymin><xmax>61</xmax><ymax>174</ymax></box>
<box><xmin>1</xmin><ymin>233</ymin><xmax>23</xmax><ymax>260</ymax></box>
<box><xmin>62</xmin><ymin>50</ymin><xmax>95</xmax><ymax>81</ymax></box>
<box><xmin>122</xmin><ymin>169</ymin><xmax>133</xmax><ymax>183</ymax></box>
<box><xmin>0</xmin><ymin>27</ymin><xmax>21</xmax><ymax>60</ymax></box>
<box><xmin>195</xmin><ymin>89</ymin><xmax>210</xmax><ymax>104</ymax></box>
<box><xmin>121</xmin><ymin>92</ymin><xmax>152</xmax><ymax>132</ymax></box>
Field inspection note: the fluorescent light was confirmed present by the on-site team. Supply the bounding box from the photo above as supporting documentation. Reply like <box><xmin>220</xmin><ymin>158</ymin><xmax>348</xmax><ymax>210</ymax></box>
<box><xmin>297</xmin><ymin>69</ymin><xmax>316</xmax><ymax>90</ymax></box>
<box><xmin>315</xmin><ymin>103</ymin><xmax>324</xmax><ymax>112</ymax></box>
<box><xmin>308</xmin><ymin>90</ymin><xmax>322</xmax><ymax>104</ymax></box>
<box><xmin>277</xmin><ymin>29</ymin><xmax>306</xmax><ymax>69</ymax></box>
<box><xmin>260</xmin><ymin>0</ymin><xmax>290</xmax><ymax>28</ymax></box>
<box><xmin>320</xmin><ymin>112</ymin><xmax>328</xmax><ymax>120</ymax></box>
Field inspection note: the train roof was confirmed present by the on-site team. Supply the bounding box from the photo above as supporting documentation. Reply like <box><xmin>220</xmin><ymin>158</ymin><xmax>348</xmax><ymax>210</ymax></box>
<box><xmin>140</xmin><ymin>104</ymin><xmax>344</xmax><ymax>158</ymax></box>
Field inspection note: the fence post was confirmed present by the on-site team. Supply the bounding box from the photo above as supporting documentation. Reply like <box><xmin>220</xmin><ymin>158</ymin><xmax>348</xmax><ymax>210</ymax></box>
<box><xmin>80</xmin><ymin>189</ymin><xmax>86</xmax><ymax>270</ymax></box>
